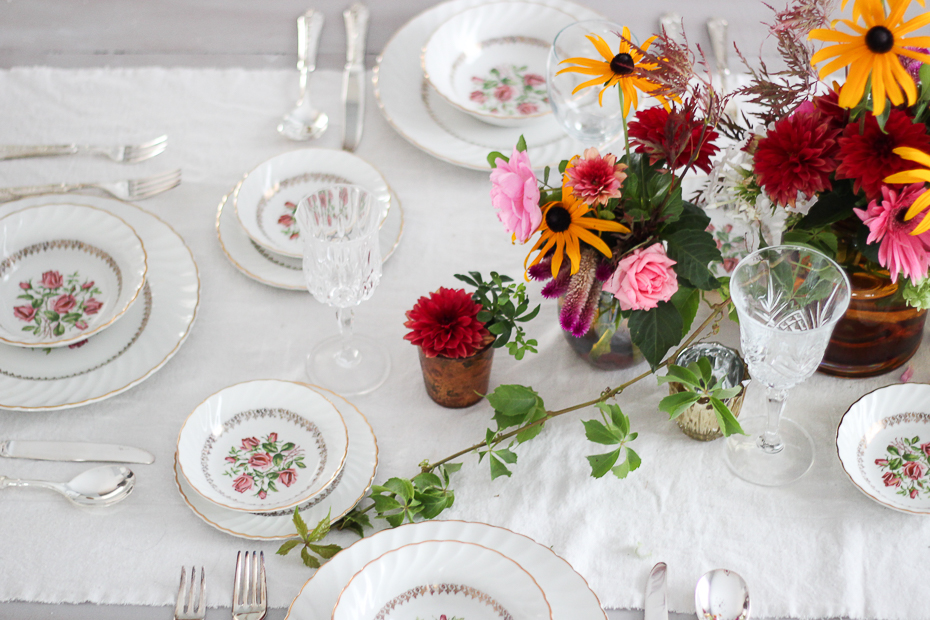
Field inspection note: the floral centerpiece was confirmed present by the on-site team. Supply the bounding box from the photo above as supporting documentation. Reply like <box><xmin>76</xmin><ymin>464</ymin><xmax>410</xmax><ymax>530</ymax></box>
<box><xmin>698</xmin><ymin>0</ymin><xmax>930</xmax><ymax>376</ymax></box>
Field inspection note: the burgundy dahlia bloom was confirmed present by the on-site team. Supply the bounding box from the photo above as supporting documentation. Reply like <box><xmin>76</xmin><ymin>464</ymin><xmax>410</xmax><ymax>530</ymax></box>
<box><xmin>404</xmin><ymin>287</ymin><xmax>490</xmax><ymax>358</ymax></box>
<box><xmin>627</xmin><ymin>105</ymin><xmax>720</xmax><ymax>173</ymax></box>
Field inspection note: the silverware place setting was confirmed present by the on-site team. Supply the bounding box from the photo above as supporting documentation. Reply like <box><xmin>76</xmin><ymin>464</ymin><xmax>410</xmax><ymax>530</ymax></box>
<box><xmin>0</xmin><ymin>135</ymin><xmax>167</xmax><ymax>163</ymax></box>
<box><xmin>0</xmin><ymin>168</ymin><xmax>182</xmax><ymax>202</ymax></box>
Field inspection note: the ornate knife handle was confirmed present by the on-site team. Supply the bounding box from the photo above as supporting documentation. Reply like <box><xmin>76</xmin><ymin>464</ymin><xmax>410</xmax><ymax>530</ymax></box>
<box><xmin>0</xmin><ymin>145</ymin><xmax>81</xmax><ymax>160</ymax></box>
<box><xmin>344</xmin><ymin>3</ymin><xmax>370</xmax><ymax>67</ymax></box>
<box><xmin>0</xmin><ymin>182</ymin><xmax>86</xmax><ymax>201</ymax></box>
<box><xmin>706</xmin><ymin>18</ymin><xmax>731</xmax><ymax>92</ymax></box>
<box><xmin>297</xmin><ymin>9</ymin><xmax>325</xmax><ymax>97</ymax></box>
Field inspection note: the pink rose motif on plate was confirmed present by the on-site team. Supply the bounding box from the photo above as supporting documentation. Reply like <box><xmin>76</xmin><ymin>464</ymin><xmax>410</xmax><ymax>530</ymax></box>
<box><xmin>68</xmin><ymin>339</ymin><xmax>88</xmax><ymax>349</ymax></box>
<box><xmin>81</xmin><ymin>280</ymin><xmax>94</xmax><ymax>290</ymax></box>
<box><xmin>83</xmin><ymin>298</ymin><xmax>103</xmax><ymax>315</ymax></box>
<box><xmin>524</xmin><ymin>73</ymin><xmax>545</xmax><ymax>87</ymax></box>
<box><xmin>278</xmin><ymin>201</ymin><xmax>300</xmax><ymax>240</ymax></box>
<box><xmin>74</xmin><ymin>321</ymin><xmax>88</xmax><ymax>331</ymax></box>
<box><xmin>516</xmin><ymin>102</ymin><xmax>538</xmax><ymax>115</ymax></box>
<box><xmin>52</xmin><ymin>294</ymin><xmax>77</xmax><ymax>314</ymax></box>
<box><xmin>875</xmin><ymin>435</ymin><xmax>930</xmax><ymax>499</ymax></box>
<box><xmin>13</xmin><ymin>271</ymin><xmax>104</xmax><ymax>340</ymax></box>
<box><xmin>470</xmin><ymin>91</ymin><xmax>486</xmax><ymax>104</ymax></box>
<box><xmin>14</xmin><ymin>305</ymin><xmax>36</xmax><ymax>322</ymax></box>
<box><xmin>41</xmin><ymin>271</ymin><xmax>63</xmax><ymax>289</ymax></box>
<box><xmin>494</xmin><ymin>84</ymin><xmax>514</xmax><ymax>102</ymax></box>
<box><xmin>223</xmin><ymin>432</ymin><xmax>306</xmax><ymax>500</ymax></box>
<box><xmin>603</xmin><ymin>244</ymin><xmax>679</xmax><ymax>311</ymax></box>
<box><xmin>468</xmin><ymin>64</ymin><xmax>549</xmax><ymax>116</ymax></box>
<box><xmin>490</xmin><ymin>147</ymin><xmax>541</xmax><ymax>244</ymax></box>
<box><xmin>19</xmin><ymin>281</ymin><xmax>30</xmax><ymax>290</ymax></box>
<box><xmin>232</xmin><ymin>474</ymin><xmax>254</xmax><ymax>493</ymax></box>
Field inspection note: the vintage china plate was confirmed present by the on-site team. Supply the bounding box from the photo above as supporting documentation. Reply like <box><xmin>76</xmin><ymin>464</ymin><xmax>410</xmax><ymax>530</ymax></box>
<box><xmin>177</xmin><ymin>379</ymin><xmax>350</xmax><ymax>513</ymax></box>
<box><xmin>174</xmin><ymin>385</ymin><xmax>378</xmax><ymax>539</ymax></box>
<box><xmin>837</xmin><ymin>383</ymin><xmax>930</xmax><ymax>515</ymax></box>
<box><xmin>0</xmin><ymin>203</ymin><xmax>147</xmax><ymax>348</ymax></box>
<box><xmin>422</xmin><ymin>1</ymin><xmax>575</xmax><ymax>127</ymax></box>
<box><xmin>333</xmin><ymin>539</ymin><xmax>553</xmax><ymax>620</ymax></box>
<box><xmin>0</xmin><ymin>195</ymin><xmax>199</xmax><ymax>411</ymax></box>
<box><xmin>234</xmin><ymin>149</ymin><xmax>392</xmax><ymax>258</ymax></box>
<box><xmin>217</xmin><ymin>180</ymin><xmax>403</xmax><ymax>291</ymax></box>
<box><xmin>285</xmin><ymin>520</ymin><xmax>606</xmax><ymax>620</ymax></box>
<box><xmin>374</xmin><ymin>0</ymin><xmax>600</xmax><ymax>170</ymax></box>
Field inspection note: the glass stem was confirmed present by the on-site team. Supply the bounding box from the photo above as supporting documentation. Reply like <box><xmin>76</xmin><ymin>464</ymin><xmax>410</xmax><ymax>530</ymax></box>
<box><xmin>758</xmin><ymin>386</ymin><xmax>787</xmax><ymax>454</ymax></box>
<box><xmin>334</xmin><ymin>307</ymin><xmax>361</xmax><ymax>369</ymax></box>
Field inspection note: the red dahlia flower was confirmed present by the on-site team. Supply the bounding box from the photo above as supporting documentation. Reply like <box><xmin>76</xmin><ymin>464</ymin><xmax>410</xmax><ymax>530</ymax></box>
<box><xmin>753</xmin><ymin>108</ymin><xmax>840</xmax><ymax>207</ymax></box>
<box><xmin>627</xmin><ymin>105</ymin><xmax>719</xmax><ymax>173</ymax></box>
<box><xmin>404</xmin><ymin>287</ymin><xmax>490</xmax><ymax>358</ymax></box>
<box><xmin>836</xmin><ymin>109</ymin><xmax>930</xmax><ymax>201</ymax></box>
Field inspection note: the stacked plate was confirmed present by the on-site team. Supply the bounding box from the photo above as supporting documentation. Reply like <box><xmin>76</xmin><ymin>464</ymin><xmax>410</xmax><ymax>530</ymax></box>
<box><xmin>173</xmin><ymin>379</ymin><xmax>378</xmax><ymax>539</ymax></box>
<box><xmin>0</xmin><ymin>194</ymin><xmax>199</xmax><ymax>411</ymax></box>
<box><xmin>216</xmin><ymin>148</ymin><xmax>403</xmax><ymax>290</ymax></box>
<box><xmin>286</xmin><ymin>520</ymin><xmax>607</xmax><ymax>620</ymax></box>
<box><xmin>373</xmin><ymin>0</ymin><xmax>602</xmax><ymax>169</ymax></box>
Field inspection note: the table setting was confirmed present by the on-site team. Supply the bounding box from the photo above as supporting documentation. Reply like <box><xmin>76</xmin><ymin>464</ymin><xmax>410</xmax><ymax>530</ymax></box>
<box><xmin>1</xmin><ymin>1</ymin><xmax>930</xmax><ymax>619</ymax></box>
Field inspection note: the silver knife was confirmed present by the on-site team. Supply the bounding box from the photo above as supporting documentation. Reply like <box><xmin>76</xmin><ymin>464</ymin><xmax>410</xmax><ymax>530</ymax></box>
<box><xmin>644</xmin><ymin>562</ymin><xmax>668</xmax><ymax>620</ymax></box>
<box><xmin>706</xmin><ymin>18</ymin><xmax>731</xmax><ymax>94</ymax></box>
<box><xmin>342</xmin><ymin>2</ymin><xmax>370</xmax><ymax>152</ymax></box>
<box><xmin>0</xmin><ymin>440</ymin><xmax>155</xmax><ymax>464</ymax></box>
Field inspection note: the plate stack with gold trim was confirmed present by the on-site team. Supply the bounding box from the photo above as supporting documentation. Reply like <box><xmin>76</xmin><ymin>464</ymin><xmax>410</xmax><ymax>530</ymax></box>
<box><xmin>173</xmin><ymin>379</ymin><xmax>378</xmax><ymax>539</ymax></box>
<box><xmin>216</xmin><ymin>148</ymin><xmax>403</xmax><ymax>290</ymax></box>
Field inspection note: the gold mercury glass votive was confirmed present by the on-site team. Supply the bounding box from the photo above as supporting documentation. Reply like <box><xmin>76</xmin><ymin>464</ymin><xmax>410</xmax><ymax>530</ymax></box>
<box><xmin>669</xmin><ymin>342</ymin><xmax>749</xmax><ymax>441</ymax></box>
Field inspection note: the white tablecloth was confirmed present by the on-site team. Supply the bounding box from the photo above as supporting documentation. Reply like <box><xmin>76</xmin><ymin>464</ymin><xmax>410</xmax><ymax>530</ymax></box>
<box><xmin>0</xmin><ymin>67</ymin><xmax>927</xmax><ymax>620</ymax></box>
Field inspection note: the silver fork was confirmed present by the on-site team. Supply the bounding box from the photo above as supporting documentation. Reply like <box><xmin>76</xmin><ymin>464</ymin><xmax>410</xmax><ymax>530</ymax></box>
<box><xmin>232</xmin><ymin>551</ymin><xmax>267</xmax><ymax>620</ymax></box>
<box><xmin>0</xmin><ymin>135</ymin><xmax>168</xmax><ymax>163</ymax></box>
<box><xmin>174</xmin><ymin>566</ymin><xmax>206</xmax><ymax>620</ymax></box>
<box><xmin>0</xmin><ymin>169</ymin><xmax>182</xmax><ymax>202</ymax></box>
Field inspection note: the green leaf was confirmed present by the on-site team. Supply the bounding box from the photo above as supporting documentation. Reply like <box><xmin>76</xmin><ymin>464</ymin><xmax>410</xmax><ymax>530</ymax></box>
<box><xmin>273</xmin><ymin>453</ymin><xmax>284</xmax><ymax>467</ymax></box>
<box><xmin>628</xmin><ymin>301</ymin><xmax>684</xmax><ymax>369</ymax></box>
<box><xmin>370</xmin><ymin>494</ymin><xmax>402</xmax><ymax>513</ymax></box>
<box><xmin>625</xmin><ymin>448</ymin><xmax>642</xmax><ymax>473</ymax></box>
<box><xmin>903</xmin><ymin>452</ymin><xmax>920</xmax><ymax>461</ymax></box>
<box><xmin>305</xmin><ymin>509</ymin><xmax>331</xmax><ymax>542</ymax></box>
<box><xmin>663</xmin><ymin>229</ymin><xmax>721</xmax><ymax>291</ymax></box>
<box><xmin>411</xmin><ymin>472</ymin><xmax>442</xmax><ymax>490</ymax></box>
<box><xmin>293</xmin><ymin>507</ymin><xmax>309</xmax><ymax>540</ymax></box>
<box><xmin>488</xmin><ymin>151</ymin><xmax>508</xmax><ymax>168</ymax></box>
<box><xmin>516</xmin><ymin>135</ymin><xmax>527</xmax><ymax>152</ymax></box>
<box><xmin>486</xmin><ymin>385</ymin><xmax>539</xmax><ymax>417</ymax></box>
<box><xmin>661</xmin><ymin>200</ymin><xmax>710</xmax><ymax>235</ymax></box>
<box><xmin>888</xmin><ymin>446</ymin><xmax>900</xmax><ymax>455</ymax></box>
<box><xmin>582</xmin><ymin>419</ymin><xmax>622</xmax><ymax>445</ymax></box>
<box><xmin>611</xmin><ymin>447</ymin><xmax>642</xmax><ymax>479</ymax></box>
<box><xmin>670</xmin><ymin>287</ymin><xmax>700</xmax><ymax>339</ymax></box>
<box><xmin>382</xmin><ymin>477</ymin><xmax>415</xmax><ymax>502</ymax></box>
<box><xmin>385</xmin><ymin>512</ymin><xmax>406</xmax><ymax>528</ymax></box>
<box><xmin>276</xmin><ymin>539</ymin><xmax>301</xmax><ymax>555</ymax></box>
<box><xmin>43</xmin><ymin>311</ymin><xmax>60</xmax><ymax>321</ymax></box>
<box><xmin>306</xmin><ymin>543</ymin><xmax>342</xmax><ymax>559</ymax></box>
<box><xmin>300</xmin><ymin>546</ymin><xmax>321</xmax><ymax>568</ymax></box>
<box><xmin>710</xmin><ymin>397</ymin><xmax>745</xmax><ymax>436</ymax></box>
<box><xmin>515</xmin><ymin>423</ymin><xmax>544</xmax><ymax>444</ymax></box>
<box><xmin>333</xmin><ymin>508</ymin><xmax>372</xmax><ymax>537</ymax></box>
<box><xmin>658</xmin><ymin>392</ymin><xmax>702</xmax><ymax>419</ymax></box>
<box><xmin>587</xmin><ymin>448</ymin><xmax>622</xmax><ymax>478</ymax></box>
<box><xmin>714</xmin><ymin>386</ymin><xmax>743</xmax><ymax>400</ymax></box>
<box><xmin>489</xmin><ymin>454</ymin><xmax>513</xmax><ymax>479</ymax></box>
<box><xmin>659</xmin><ymin>364</ymin><xmax>701</xmax><ymax>387</ymax></box>
<box><xmin>281</xmin><ymin>442</ymin><xmax>295</xmax><ymax>451</ymax></box>
<box><xmin>796</xmin><ymin>181</ymin><xmax>856</xmax><ymax>229</ymax></box>
<box><xmin>262</xmin><ymin>442</ymin><xmax>275</xmax><ymax>452</ymax></box>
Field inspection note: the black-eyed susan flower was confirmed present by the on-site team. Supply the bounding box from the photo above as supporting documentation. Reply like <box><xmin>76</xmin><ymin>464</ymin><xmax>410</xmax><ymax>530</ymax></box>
<box><xmin>810</xmin><ymin>0</ymin><xmax>930</xmax><ymax>116</ymax></box>
<box><xmin>841</xmin><ymin>0</ymin><xmax>925</xmax><ymax>22</ymax></box>
<box><xmin>525</xmin><ymin>185</ymin><xmax>630</xmax><ymax>279</ymax></box>
<box><xmin>555</xmin><ymin>26</ymin><xmax>669</xmax><ymax>117</ymax></box>
<box><xmin>885</xmin><ymin>146</ymin><xmax>930</xmax><ymax>235</ymax></box>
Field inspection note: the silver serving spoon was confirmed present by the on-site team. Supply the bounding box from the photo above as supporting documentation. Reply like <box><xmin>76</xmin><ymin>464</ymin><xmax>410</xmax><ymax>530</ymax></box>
<box><xmin>277</xmin><ymin>9</ymin><xmax>328</xmax><ymax>141</ymax></box>
<box><xmin>695</xmin><ymin>569</ymin><xmax>751</xmax><ymax>620</ymax></box>
<box><xmin>0</xmin><ymin>465</ymin><xmax>134</xmax><ymax>507</ymax></box>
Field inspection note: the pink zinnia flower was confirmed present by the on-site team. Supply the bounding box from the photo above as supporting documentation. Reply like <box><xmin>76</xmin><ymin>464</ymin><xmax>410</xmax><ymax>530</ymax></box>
<box><xmin>489</xmin><ymin>147</ymin><xmax>541</xmax><ymax>243</ymax></box>
<box><xmin>603</xmin><ymin>244</ymin><xmax>678</xmax><ymax>311</ymax></box>
<box><xmin>854</xmin><ymin>183</ymin><xmax>930</xmax><ymax>283</ymax></box>
<box><xmin>564</xmin><ymin>148</ymin><xmax>627</xmax><ymax>207</ymax></box>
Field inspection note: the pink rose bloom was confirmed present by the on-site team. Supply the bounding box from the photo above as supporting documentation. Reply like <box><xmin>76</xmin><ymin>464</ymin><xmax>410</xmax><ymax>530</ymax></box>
<box><xmin>524</xmin><ymin>74</ymin><xmax>545</xmax><ymax>87</ymax></box>
<box><xmin>516</xmin><ymin>102</ymin><xmax>538</xmax><ymax>115</ymax></box>
<box><xmin>902</xmin><ymin>461</ymin><xmax>925</xmax><ymax>480</ymax></box>
<box><xmin>225</xmin><ymin>456</ymin><xmax>236</xmax><ymax>463</ymax></box>
<box><xmin>74</xmin><ymin>320</ymin><xmax>88</xmax><ymax>330</ymax></box>
<box><xmin>258</xmin><ymin>490</ymin><xmax>267</xmax><ymax>499</ymax></box>
<box><xmin>241</xmin><ymin>437</ymin><xmax>260</xmax><ymax>450</ymax></box>
<box><xmin>232</xmin><ymin>474</ymin><xmax>253</xmax><ymax>493</ymax></box>
<box><xmin>603</xmin><ymin>244</ymin><xmax>679</xmax><ymax>311</ymax></box>
<box><xmin>875</xmin><ymin>458</ymin><xmax>889</xmax><ymax>466</ymax></box>
<box><xmin>490</xmin><ymin>147</ymin><xmax>541</xmax><ymax>243</ymax></box>
<box><xmin>721</xmin><ymin>257</ymin><xmax>739</xmax><ymax>273</ymax></box>
<box><xmin>81</xmin><ymin>281</ymin><xmax>94</xmax><ymax>290</ymax></box>
<box><xmin>494</xmin><ymin>85</ymin><xmax>514</xmax><ymax>102</ymax></box>
<box><xmin>52</xmin><ymin>294</ymin><xmax>76</xmax><ymax>314</ymax></box>
<box><xmin>470</xmin><ymin>90</ymin><xmax>487</xmax><ymax>104</ymax></box>
<box><xmin>278</xmin><ymin>469</ymin><xmax>297</xmax><ymax>487</ymax></box>
<box><xmin>248</xmin><ymin>452</ymin><xmax>273</xmax><ymax>470</ymax></box>
<box><xmin>83</xmin><ymin>298</ymin><xmax>103</xmax><ymax>315</ymax></box>
<box><xmin>278</xmin><ymin>214</ymin><xmax>294</xmax><ymax>226</ymax></box>
<box><xmin>268</xmin><ymin>433</ymin><xmax>278</xmax><ymax>442</ymax></box>
<box><xmin>921</xmin><ymin>443</ymin><xmax>930</xmax><ymax>458</ymax></box>
<box><xmin>14</xmin><ymin>305</ymin><xmax>36</xmax><ymax>322</ymax></box>
<box><xmin>19</xmin><ymin>281</ymin><xmax>30</xmax><ymax>290</ymax></box>
<box><xmin>911</xmin><ymin>488</ymin><xmax>919</xmax><ymax>499</ymax></box>
<box><xmin>289</xmin><ymin>232</ymin><xmax>299</xmax><ymax>240</ymax></box>
<box><xmin>41</xmin><ymin>271</ymin><xmax>63</xmax><ymax>289</ymax></box>
<box><xmin>883</xmin><ymin>472</ymin><xmax>901</xmax><ymax>487</ymax></box>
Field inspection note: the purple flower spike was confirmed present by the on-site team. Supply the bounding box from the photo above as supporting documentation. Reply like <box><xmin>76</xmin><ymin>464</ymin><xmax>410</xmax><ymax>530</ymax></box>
<box><xmin>559</xmin><ymin>250</ymin><xmax>600</xmax><ymax>337</ymax></box>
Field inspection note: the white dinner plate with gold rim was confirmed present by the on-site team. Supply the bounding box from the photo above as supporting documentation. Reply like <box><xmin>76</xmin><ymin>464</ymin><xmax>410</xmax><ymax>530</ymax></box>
<box><xmin>373</xmin><ymin>0</ymin><xmax>601</xmax><ymax>170</ymax></box>
<box><xmin>285</xmin><ymin>520</ymin><xmax>606</xmax><ymax>620</ymax></box>
<box><xmin>216</xmin><ymin>180</ymin><xmax>404</xmax><ymax>291</ymax></box>
<box><xmin>0</xmin><ymin>194</ymin><xmax>199</xmax><ymax>411</ymax></box>
<box><xmin>173</xmin><ymin>385</ymin><xmax>378</xmax><ymax>539</ymax></box>
<box><xmin>0</xmin><ymin>203</ymin><xmax>147</xmax><ymax>348</ymax></box>
<box><xmin>234</xmin><ymin>149</ymin><xmax>392</xmax><ymax>259</ymax></box>
<box><xmin>837</xmin><ymin>383</ymin><xmax>930</xmax><ymax>515</ymax></box>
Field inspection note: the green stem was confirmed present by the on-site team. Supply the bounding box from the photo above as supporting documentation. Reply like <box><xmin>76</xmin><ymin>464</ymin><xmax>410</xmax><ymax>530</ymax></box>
<box><xmin>618</xmin><ymin>87</ymin><xmax>633</xmax><ymax>166</ymax></box>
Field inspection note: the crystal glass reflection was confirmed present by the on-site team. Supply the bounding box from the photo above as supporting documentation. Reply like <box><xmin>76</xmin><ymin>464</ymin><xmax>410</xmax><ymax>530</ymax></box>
<box><xmin>725</xmin><ymin>245</ymin><xmax>851</xmax><ymax>486</ymax></box>
<box><xmin>547</xmin><ymin>20</ymin><xmax>626</xmax><ymax>147</ymax></box>
<box><xmin>296</xmin><ymin>184</ymin><xmax>390</xmax><ymax>395</ymax></box>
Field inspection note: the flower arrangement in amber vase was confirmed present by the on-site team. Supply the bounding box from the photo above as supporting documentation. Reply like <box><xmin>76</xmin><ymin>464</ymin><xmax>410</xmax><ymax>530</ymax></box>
<box><xmin>700</xmin><ymin>0</ymin><xmax>930</xmax><ymax>376</ymax></box>
<box><xmin>404</xmin><ymin>273</ymin><xmax>539</xmax><ymax>408</ymax></box>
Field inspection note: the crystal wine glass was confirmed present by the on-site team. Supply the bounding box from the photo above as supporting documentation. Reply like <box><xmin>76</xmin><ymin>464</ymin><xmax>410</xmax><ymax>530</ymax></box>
<box><xmin>547</xmin><ymin>20</ymin><xmax>626</xmax><ymax>147</ymax></box>
<box><xmin>296</xmin><ymin>184</ymin><xmax>390</xmax><ymax>395</ymax></box>
<box><xmin>724</xmin><ymin>245</ymin><xmax>850</xmax><ymax>486</ymax></box>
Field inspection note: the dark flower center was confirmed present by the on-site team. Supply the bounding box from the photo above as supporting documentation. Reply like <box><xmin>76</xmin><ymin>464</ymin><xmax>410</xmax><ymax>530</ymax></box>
<box><xmin>545</xmin><ymin>205</ymin><xmax>572</xmax><ymax>232</ymax></box>
<box><xmin>865</xmin><ymin>26</ymin><xmax>895</xmax><ymax>54</ymax></box>
<box><xmin>610</xmin><ymin>53</ymin><xmax>635</xmax><ymax>76</ymax></box>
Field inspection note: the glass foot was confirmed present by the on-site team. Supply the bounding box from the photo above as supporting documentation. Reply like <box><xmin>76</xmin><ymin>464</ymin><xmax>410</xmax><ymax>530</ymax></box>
<box><xmin>306</xmin><ymin>334</ymin><xmax>390</xmax><ymax>396</ymax></box>
<box><xmin>723</xmin><ymin>416</ymin><xmax>815</xmax><ymax>486</ymax></box>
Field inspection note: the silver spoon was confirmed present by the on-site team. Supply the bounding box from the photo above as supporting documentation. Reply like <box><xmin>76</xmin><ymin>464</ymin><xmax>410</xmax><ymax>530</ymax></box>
<box><xmin>0</xmin><ymin>465</ymin><xmax>134</xmax><ymax>507</ymax></box>
<box><xmin>277</xmin><ymin>9</ymin><xmax>328</xmax><ymax>141</ymax></box>
<box><xmin>695</xmin><ymin>569</ymin><xmax>751</xmax><ymax>620</ymax></box>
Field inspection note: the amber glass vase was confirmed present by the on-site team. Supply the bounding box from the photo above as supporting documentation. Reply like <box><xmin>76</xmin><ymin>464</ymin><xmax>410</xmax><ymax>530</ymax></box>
<box><xmin>819</xmin><ymin>268</ymin><xmax>927</xmax><ymax>378</ymax></box>
<box><xmin>417</xmin><ymin>344</ymin><xmax>494</xmax><ymax>408</ymax></box>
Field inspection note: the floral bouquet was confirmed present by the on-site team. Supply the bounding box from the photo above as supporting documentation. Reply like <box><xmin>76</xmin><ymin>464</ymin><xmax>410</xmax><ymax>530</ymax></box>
<box><xmin>488</xmin><ymin>25</ymin><xmax>728</xmax><ymax>369</ymax></box>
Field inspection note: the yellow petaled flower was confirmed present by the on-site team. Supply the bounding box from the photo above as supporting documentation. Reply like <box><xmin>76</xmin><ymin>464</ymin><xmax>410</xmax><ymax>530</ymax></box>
<box><xmin>841</xmin><ymin>0</ymin><xmax>924</xmax><ymax>22</ymax></box>
<box><xmin>810</xmin><ymin>0</ymin><xmax>930</xmax><ymax>116</ymax></box>
<box><xmin>885</xmin><ymin>146</ymin><xmax>930</xmax><ymax>235</ymax></box>
<box><xmin>525</xmin><ymin>186</ymin><xmax>630</xmax><ymax>278</ymax></box>
<box><xmin>555</xmin><ymin>26</ymin><xmax>669</xmax><ymax>117</ymax></box>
